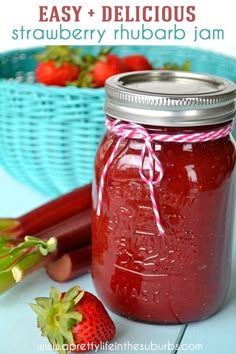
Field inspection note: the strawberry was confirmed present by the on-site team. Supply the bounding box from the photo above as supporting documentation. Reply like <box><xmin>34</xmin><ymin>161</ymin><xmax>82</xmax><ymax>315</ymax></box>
<box><xmin>122</xmin><ymin>54</ymin><xmax>152</xmax><ymax>71</ymax></box>
<box><xmin>30</xmin><ymin>285</ymin><xmax>116</xmax><ymax>354</ymax></box>
<box><xmin>69</xmin><ymin>49</ymin><xmax>124</xmax><ymax>88</ymax></box>
<box><xmin>90</xmin><ymin>53</ymin><xmax>126</xmax><ymax>88</ymax></box>
<box><xmin>35</xmin><ymin>46</ymin><xmax>82</xmax><ymax>86</ymax></box>
<box><xmin>36</xmin><ymin>61</ymin><xmax>80</xmax><ymax>87</ymax></box>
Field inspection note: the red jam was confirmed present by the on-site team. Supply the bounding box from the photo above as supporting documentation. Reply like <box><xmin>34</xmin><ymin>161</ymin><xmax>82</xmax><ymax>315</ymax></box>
<box><xmin>92</xmin><ymin>123</ymin><xmax>235</xmax><ymax>323</ymax></box>
<box><xmin>91</xmin><ymin>71</ymin><xmax>236</xmax><ymax>323</ymax></box>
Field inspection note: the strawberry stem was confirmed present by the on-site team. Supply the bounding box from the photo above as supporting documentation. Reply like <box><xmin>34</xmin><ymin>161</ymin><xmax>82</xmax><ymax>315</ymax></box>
<box><xmin>30</xmin><ymin>285</ymin><xmax>84</xmax><ymax>354</ymax></box>
<box><xmin>34</xmin><ymin>45</ymin><xmax>83</xmax><ymax>67</ymax></box>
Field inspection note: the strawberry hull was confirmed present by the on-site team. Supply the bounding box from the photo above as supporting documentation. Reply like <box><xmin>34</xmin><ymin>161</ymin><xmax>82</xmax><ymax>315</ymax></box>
<box><xmin>30</xmin><ymin>286</ymin><xmax>116</xmax><ymax>354</ymax></box>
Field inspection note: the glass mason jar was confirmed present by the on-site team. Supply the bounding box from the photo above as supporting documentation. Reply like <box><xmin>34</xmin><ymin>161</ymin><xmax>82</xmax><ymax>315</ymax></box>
<box><xmin>92</xmin><ymin>71</ymin><xmax>236</xmax><ymax>324</ymax></box>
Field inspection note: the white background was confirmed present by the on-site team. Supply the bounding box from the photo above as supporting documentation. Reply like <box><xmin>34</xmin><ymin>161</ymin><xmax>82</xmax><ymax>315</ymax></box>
<box><xmin>0</xmin><ymin>0</ymin><xmax>235</xmax><ymax>57</ymax></box>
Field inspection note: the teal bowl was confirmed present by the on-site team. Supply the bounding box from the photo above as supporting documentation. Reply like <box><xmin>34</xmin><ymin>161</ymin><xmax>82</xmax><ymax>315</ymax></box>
<box><xmin>0</xmin><ymin>46</ymin><xmax>236</xmax><ymax>197</ymax></box>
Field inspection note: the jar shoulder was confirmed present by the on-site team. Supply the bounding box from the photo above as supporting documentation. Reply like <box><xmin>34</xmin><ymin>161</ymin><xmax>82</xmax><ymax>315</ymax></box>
<box><xmin>95</xmin><ymin>132</ymin><xmax>236</xmax><ymax>185</ymax></box>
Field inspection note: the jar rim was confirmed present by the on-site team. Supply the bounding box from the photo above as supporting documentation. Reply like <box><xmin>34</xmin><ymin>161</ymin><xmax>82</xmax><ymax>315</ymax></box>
<box><xmin>104</xmin><ymin>71</ymin><xmax>236</xmax><ymax>127</ymax></box>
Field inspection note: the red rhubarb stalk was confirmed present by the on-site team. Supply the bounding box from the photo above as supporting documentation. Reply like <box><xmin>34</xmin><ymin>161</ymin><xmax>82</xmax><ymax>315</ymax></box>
<box><xmin>46</xmin><ymin>245</ymin><xmax>91</xmax><ymax>282</ymax></box>
<box><xmin>0</xmin><ymin>183</ymin><xmax>92</xmax><ymax>239</ymax></box>
<box><xmin>34</xmin><ymin>208</ymin><xmax>91</xmax><ymax>257</ymax></box>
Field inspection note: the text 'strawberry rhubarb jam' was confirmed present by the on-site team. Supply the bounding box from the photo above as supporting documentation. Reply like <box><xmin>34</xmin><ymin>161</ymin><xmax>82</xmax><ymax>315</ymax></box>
<box><xmin>92</xmin><ymin>71</ymin><xmax>236</xmax><ymax>324</ymax></box>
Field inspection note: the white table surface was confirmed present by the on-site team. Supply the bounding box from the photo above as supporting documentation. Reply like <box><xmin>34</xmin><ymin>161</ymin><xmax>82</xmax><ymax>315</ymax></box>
<box><xmin>0</xmin><ymin>168</ymin><xmax>236</xmax><ymax>354</ymax></box>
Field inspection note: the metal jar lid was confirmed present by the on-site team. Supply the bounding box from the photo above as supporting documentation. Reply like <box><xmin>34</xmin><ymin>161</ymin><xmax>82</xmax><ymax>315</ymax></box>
<box><xmin>104</xmin><ymin>71</ymin><xmax>236</xmax><ymax>127</ymax></box>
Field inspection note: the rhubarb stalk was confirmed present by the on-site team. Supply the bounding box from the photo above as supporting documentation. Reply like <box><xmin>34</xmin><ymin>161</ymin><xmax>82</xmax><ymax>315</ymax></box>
<box><xmin>34</xmin><ymin>208</ymin><xmax>91</xmax><ymax>257</ymax></box>
<box><xmin>0</xmin><ymin>270</ymin><xmax>15</xmax><ymax>294</ymax></box>
<box><xmin>12</xmin><ymin>251</ymin><xmax>50</xmax><ymax>284</ymax></box>
<box><xmin>0</xmin><ymin>206</ymin><xmax>92</xmax><ymax>293</ymax></box>
<box><xmin>0</xmin><ymin>183</ymin><xmax>92</xmax><ymax>239</ymax></box>
<box><xmin>46</xmin><ymin>245</ymin><xmax>91</xmax><ymax>282</ymax></box>
<box><xmin>0</xmin><ymin>236</ymin><xmax>57</xmax><ymax>294</ymax></box>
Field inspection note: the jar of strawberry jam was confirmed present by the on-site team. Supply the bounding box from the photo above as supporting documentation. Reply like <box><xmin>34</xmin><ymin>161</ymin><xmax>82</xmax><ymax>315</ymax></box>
<box><xmin>92</xmin><ymin>71</ymin><xmax>236</xmax><ymax>324</ymax></box>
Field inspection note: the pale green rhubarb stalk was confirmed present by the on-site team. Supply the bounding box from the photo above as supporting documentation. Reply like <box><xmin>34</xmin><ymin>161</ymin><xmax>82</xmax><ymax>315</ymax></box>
<box><xmin>0</xmin><ymin>270</ymin><xmax>15</xmax><ymax>294</ymax></box>
<box><xmin>0</xmin><ymin>236</ymin><xmax>57</xmax><ymax>294</ymax></box>
<box><xmin>0</xmin><ymin>218</ymin><xmax>22</xmax><ymax>239</ymax></box>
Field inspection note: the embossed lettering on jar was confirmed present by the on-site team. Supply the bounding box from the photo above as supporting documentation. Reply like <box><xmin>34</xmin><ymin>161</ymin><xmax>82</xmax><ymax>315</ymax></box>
<box><xmin>92</xmin><ymin>71</ymin><xmax>236</xmax><ymax>324</ymax></box>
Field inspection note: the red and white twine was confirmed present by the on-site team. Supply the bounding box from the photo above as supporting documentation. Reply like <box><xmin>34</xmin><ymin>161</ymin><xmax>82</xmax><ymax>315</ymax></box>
<box><xmin>97</xmin><ymin>118</ymin><xmax>234</xmax><ymax>235</ymax></box>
